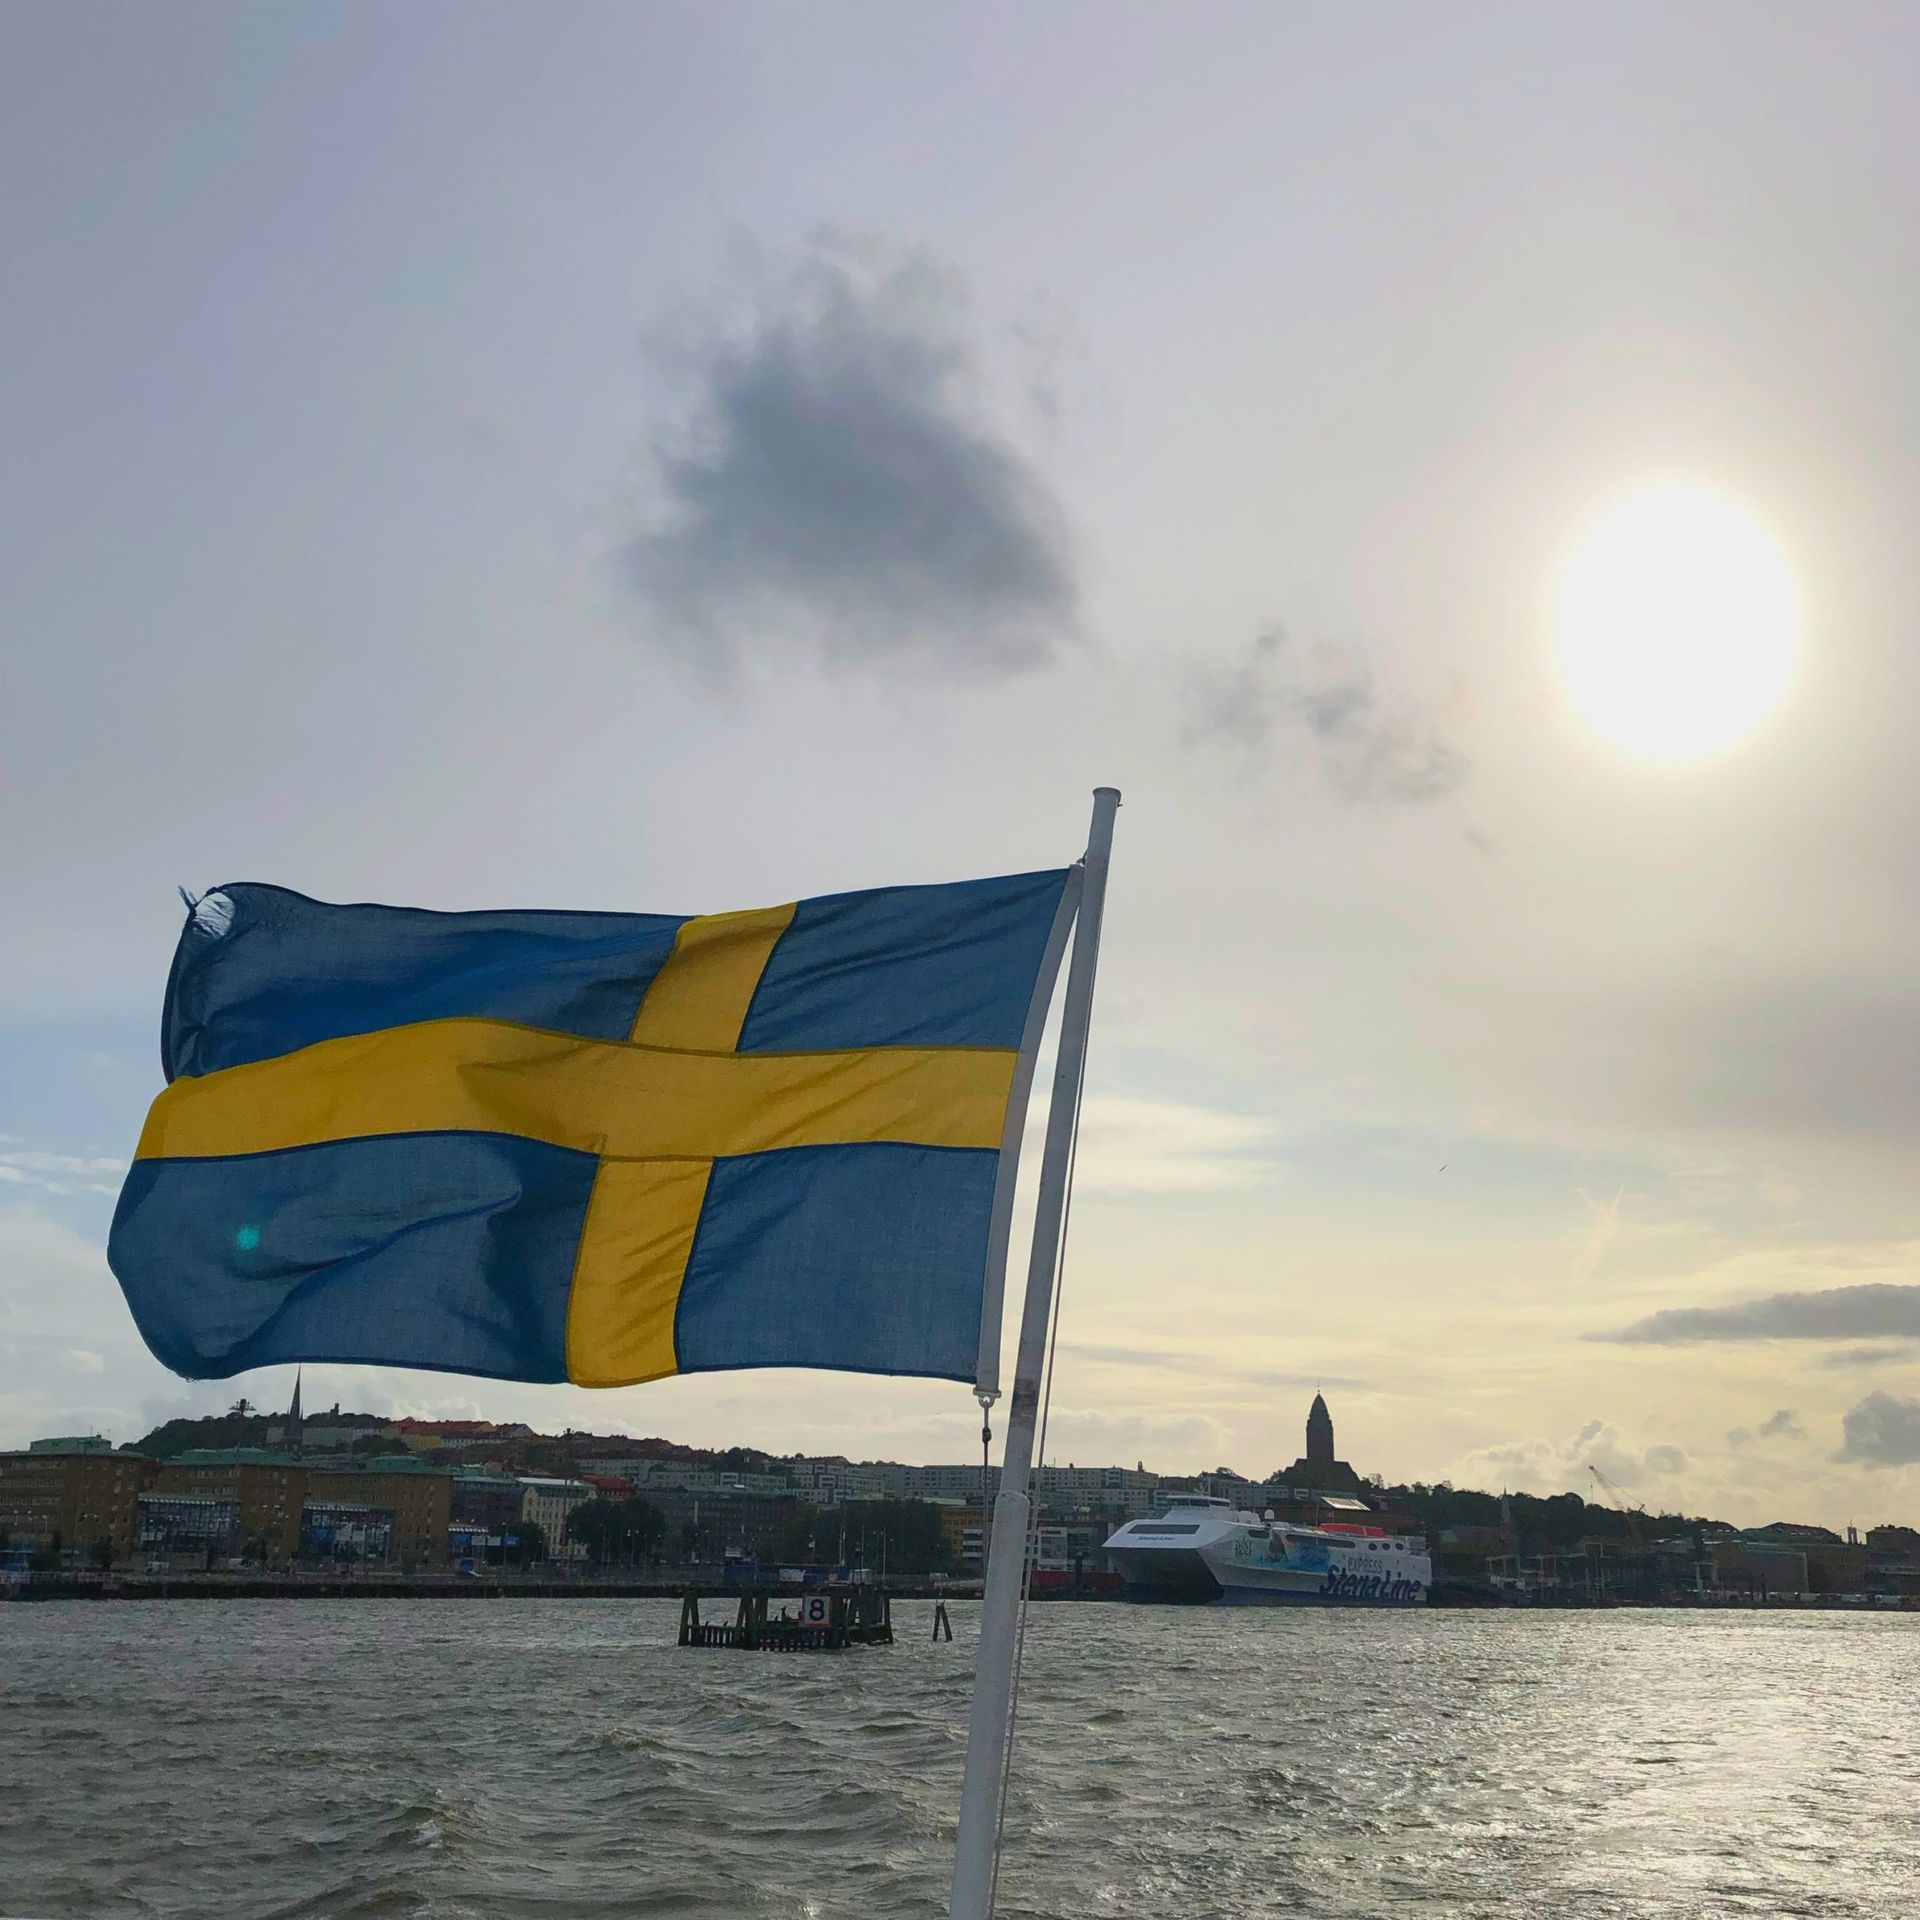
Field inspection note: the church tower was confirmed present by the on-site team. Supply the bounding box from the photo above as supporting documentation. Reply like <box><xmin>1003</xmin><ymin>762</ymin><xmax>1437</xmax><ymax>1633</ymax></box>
<box><xmin>1280</xmin><ymin>1389</ymin><xmax>1360</xmax><ymax>1491</ymax></box>
<box><xmin>1306</xmin><ymin>1391</ymin><xmax>1335</xmax><ymax>1472</ymax></box>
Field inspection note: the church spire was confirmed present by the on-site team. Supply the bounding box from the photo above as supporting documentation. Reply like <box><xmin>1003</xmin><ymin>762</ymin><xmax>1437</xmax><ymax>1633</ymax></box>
<box><xmin>287</xmin><ymin>1367</ymin><xmax>303</xmax><ymax>1461</ymax></box>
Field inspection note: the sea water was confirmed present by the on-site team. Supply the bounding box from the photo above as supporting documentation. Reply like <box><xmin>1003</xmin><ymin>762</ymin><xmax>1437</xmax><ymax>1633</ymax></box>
<box><xmin>4</xmin><ymin>1599</ymin><xmax>1915</xmax><ymax>1918</ymax></box>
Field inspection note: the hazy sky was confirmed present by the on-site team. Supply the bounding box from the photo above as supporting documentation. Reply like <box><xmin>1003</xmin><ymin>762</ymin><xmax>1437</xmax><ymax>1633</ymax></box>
<box><xmin>5</xmin><ymin>4</ymin><xmax>1919</xmax><ymax>1528</ymax></box>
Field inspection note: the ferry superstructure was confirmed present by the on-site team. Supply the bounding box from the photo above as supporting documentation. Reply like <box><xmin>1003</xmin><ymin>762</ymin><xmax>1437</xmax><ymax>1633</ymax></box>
<box><xmin>1103</xmin><ymin>1494</ymin><xmax>1431</xmax><ymax>1606</ymax></box>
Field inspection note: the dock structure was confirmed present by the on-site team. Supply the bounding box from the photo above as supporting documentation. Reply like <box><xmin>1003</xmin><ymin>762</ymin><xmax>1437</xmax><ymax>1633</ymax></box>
<box><xmin>678</xmin><ymin>1586</ymin><xmax>893</xmax><ymax>1650</ymax></box>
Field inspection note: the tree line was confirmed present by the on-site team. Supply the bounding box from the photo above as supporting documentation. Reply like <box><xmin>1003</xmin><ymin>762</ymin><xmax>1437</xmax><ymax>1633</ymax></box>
<box><xmin>555</xmin><ymin>1495</ymin><xmax>958</xmax><ymax>1574</ymax></box>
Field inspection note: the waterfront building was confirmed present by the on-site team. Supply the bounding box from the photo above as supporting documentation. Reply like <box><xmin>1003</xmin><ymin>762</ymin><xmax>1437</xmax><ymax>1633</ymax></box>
<box><xmin>1033</xmin><ymin>1463</ymin><xmax>1159</xmax><ymax>1515</ymax></box>
<box><xmin>1742</xmin><ymin>1521</ymin><xmax>1868</xmax><ymax>1594</ymax></box>
<box><xmin>583</xmin><ymin>1457</ymin><xmax>793</xmax><ymax>1498</ymax></box>
<box><xmin>136</xmin><ymin>1492</ymin><xmax>241</xmax><ymax>1564</ymax></box>
<box><xmin>900</xmin><ymin>1462</ymin><xmax>996</xmax><ymax>1503</ymax></box>
<box><xmin>1713</xmin><ymin>1536</ymin><xmax>1809</xmax><ymax>1597</ymax></box>
<box><xmin>780</xmin><ymin>1455</ymin><xmax>1130</xmax><ymax>1515</ymax></box>
<box><xmin>582</xmin><ymin>1472</ymin><xmax>638</xmax><ymax>1499</ymax></box>
<box><xmin>308</xmin><ymin>1456</ymin><xmax>452</xmax><ymax>1566</ymax></box>
<box><xmin>519</xmin><ymin>1476</ymin><xmax>594</xmax><ymax>1561</ymax></box>
<box><xmin>389</xmin><ymin>1417</ymin><xmax>534</xmax><ymax>1455</ymax></box>
<box><xmin>450</xmin><ymin>1468</ymin><xmax>529</xmax><ymax>1536</ymax></box>
<box><xmin>1032</xmin><ymin>1524</ymin><xmax>1104</xmax><ymax>1573</ymax></box>
<box><xmin>638</xmin><ymin>1486</ymin><xmax>806</xmax><ymax>1561</ymax></box>
<box><xmin>1746</xmin><ymin>1520</ymin><xmax>1845</xmax><ymax>1546</ymax></box>
<box><xmin>263</xmin><ymin>1393</ymin><xmax>392</xmax><ymax>1454</ymax></box>
<box><xmin>931</xmin><ymin>1501</ymin><xmax>983</xmax><ymax>1566</ymax></box>
<box><xmin>158</xmin><ymin>1450</ymin><xmax>305</xmax><ymax>1562</ymax></box>
<box><xmin>300</xmin><ymin>1500</ymin><xmax>394</xmax><ymax>1561</ymax></box>
<box><xmin>1866</xmin><ymin>1525</ymin><xmax>1920</xmax><ymax>1596</ymax></box>
<box><xmin>0</xmin><ymin>1444</ymin><xmax>150</xmax><ymax>1563</ymax></box>
<box><xmin>786</xmin><ymin>1456</ymin><xmax>911</xmax><ymax>1505</ymax></box>
<box><xmin>27</xmin><ymin>1435</ymin><xmax>115</xmax><ymax>1455</ymax></box>
<box><xmin>155</xmin><ymin>1447</ymin><xmax>456</xmax><ymax>1566</ymax></box>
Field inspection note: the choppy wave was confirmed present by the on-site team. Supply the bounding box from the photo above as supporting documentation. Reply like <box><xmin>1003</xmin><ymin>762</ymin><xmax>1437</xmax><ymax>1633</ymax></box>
<box><xmin>4</xmin><ymin>1599</ymin><xmax>1917</xmax><ymax>1917</ymax></box>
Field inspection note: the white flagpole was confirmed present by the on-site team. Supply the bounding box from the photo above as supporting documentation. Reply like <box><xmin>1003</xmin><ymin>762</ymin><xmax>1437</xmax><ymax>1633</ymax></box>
<box><xmin>949</xmin><ymin>785</ymin><xmax>1120</xmax><ymax>1920</ymax></box>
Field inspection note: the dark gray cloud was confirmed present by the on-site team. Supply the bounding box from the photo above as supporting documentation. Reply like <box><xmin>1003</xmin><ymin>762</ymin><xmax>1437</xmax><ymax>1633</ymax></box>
<box><xmin>1815</xmin><ymin>1342</ymin><xmax>1920</xmax><ymax>1370</ymax></box>
<box><xmin>625</xmin><ymin>234</ymin><xmax>1074</xmax><ymax>677</ymax></box>
<box><xmin>1593</xmin><ymin>1283</ymin><xmax>1920</xmax><ymax>1346</ymax></box>
<box><xmin>1187</xmin><ymin>628</ymin><xmax>1467</xmax><ymax>804</ymax></box>
<box><xmin>1835</xmin><ymin>1391</ymin><xmax>1920</xmax><ymax>1467</ymax></box>
<box><xmin>1731</xmin><ymin>1407</ymin><xmax>1808</xmax><ymax>1447</ymax></box>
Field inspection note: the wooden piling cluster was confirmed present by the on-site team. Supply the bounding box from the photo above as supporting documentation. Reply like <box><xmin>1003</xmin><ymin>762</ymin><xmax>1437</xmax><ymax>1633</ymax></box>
<box><xmin>678</xmin><ymin>1586</ymin><xmax>894</xmax><ymax>1650</ymax></box>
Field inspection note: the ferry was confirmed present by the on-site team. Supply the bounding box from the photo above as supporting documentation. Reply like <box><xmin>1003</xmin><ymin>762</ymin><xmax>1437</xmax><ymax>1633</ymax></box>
<box><xmin>1103</xmin><ymin>1494</ymin><xmax>1431</xmax><ymax>1606</ymax></box>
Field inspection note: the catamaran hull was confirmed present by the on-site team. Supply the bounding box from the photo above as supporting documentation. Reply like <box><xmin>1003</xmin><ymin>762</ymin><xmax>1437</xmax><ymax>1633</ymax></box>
<box><xmin>1109</xmin><ymin>1563</ymin><xmax>1429</xmax><ymax>1605</ymax></box>
<box><xmin>1103</xmin><ymin>1546</ymin><xmax>1223</xmax><ymax>1601</ymax></box>
<box><xmin>1205</xmin><ymin>1539</ymin><xmax>1430</xmax><ymax>1606</ymax></box>
<box><xmin>1207</xmin><ymin>1567</ymin><xmax>1429</xmax><ymax>1606</ymax></box>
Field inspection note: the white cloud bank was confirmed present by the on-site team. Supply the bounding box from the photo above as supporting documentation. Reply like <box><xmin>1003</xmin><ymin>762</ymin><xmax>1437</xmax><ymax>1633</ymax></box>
<box><xmin>1450</xmin><ymin>1418</ymin><xmax>1690</xmax><ymax>1497</ymax></box>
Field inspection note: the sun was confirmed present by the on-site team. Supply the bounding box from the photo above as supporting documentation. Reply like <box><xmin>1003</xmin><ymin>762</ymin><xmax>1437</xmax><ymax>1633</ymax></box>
<box><xmin>1554</xmin><ymin>482</ymin><xmax>1800</xmax><ymax>759</ymax></box>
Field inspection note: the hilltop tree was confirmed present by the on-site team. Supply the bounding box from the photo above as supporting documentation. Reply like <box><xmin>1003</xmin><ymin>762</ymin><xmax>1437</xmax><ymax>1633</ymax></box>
<box><xmin>841</xmin><ymin>1499</ymin><xmax>952</xmax><ymax>1576</ymax></box>
<box><xmin>709</xmin><ymin>1446</ymin><xmax>782</xmax><ymax>1477</ymax></box>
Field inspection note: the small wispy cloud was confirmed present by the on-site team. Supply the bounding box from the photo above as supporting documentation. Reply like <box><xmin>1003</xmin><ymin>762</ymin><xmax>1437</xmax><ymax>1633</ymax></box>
<box><xmin>625</xmin><ymin>231</ymin><xmax>1075</xmax><ymax>679</ymax></box>
<box><xmin>1068</xmin><ymin>1094</ymin><xmax>1276</xmax><ymax>1194</ymax></box>
<box><xmin>1592</xmin><ymin>1282</ymin><xmax>1920</xmax><ymax>1346</ymax></box>
<box><xmin>0</xmin><ymin>1148</ymin><xmax>127</xmax><ymax>1199</ymax></box>
<box><xmin>1059</xmin><ymin>1341</ymin><xmax>1366</xmax><ymax>1397</ymax></box>
<box><xmin>1040</xmin><ymin>1405</ymin><xmax>1234</xmax><ymax>1464</ymax></box>
<box><xmin>1186</xmin><ymin>628</ymin><xmax>1467</xmax><ymax>805</ymax></box>
<box><xmin>1568</xmin><ymin>1186</ymin><xmax>1625</xmax><ymax>1288</ymax></box>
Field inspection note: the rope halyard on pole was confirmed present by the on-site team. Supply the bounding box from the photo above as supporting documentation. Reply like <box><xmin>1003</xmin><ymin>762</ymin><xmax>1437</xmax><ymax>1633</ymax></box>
<box><xmin>977</xmin><ymin>1389</ymin><xmax>995</xmax><ymax>1579</ymax></box>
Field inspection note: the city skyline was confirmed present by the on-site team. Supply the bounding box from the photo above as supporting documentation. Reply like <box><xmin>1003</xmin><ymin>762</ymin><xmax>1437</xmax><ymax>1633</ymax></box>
<box><xmin>15</xmin><ymin>1385</ymin><xmax>1905</xmax><ymax>1543</ymax></box>
<box><xmin>5</xmin><ymin>8</ymin><xmax>1920</xmax><ymax>1532</ymax></box>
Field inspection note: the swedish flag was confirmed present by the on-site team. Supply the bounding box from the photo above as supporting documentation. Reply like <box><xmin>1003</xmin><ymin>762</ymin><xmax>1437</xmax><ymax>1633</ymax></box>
<box><xmin>109</xmin><ymin>869</ymin><xmax>1073</xmax><ymax>1387</ymax></box>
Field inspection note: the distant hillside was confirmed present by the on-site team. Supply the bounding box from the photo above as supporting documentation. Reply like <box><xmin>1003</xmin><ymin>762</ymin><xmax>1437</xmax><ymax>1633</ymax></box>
<box><xmin>1381</xmin><ymin>1480</ymin><xmax>1730</xmax><ymax>1544</ymax></box>
<box><xmin>129</xmin><ymin>1407</ymin><xmax>391</xmax><ymax>1460</ymax></box>
<box><xmin>129</xmin><ymin>1412</ymin><xmax>274</xmax><ymax>1458</ymax></box>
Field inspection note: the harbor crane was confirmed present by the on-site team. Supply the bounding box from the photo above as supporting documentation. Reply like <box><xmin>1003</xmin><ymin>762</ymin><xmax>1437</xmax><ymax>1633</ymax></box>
<box><xmin>1586</xmin><ymin>1463</ymin><xmax>1646</xmax><ymax>1538</ymax></box>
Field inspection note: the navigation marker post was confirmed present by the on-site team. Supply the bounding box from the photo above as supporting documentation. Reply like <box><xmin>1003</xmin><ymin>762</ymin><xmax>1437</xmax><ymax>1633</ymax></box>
<box><xmin>949</xmin><ymin>786</ymin><xmax>1120</xmax><ymax>1920</ymax></box>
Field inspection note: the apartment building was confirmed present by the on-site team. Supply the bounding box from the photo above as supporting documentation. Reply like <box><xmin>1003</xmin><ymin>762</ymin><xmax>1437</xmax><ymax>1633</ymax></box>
<box><xmin>0</xmin><ymin>1443</ymin><xmax>151</xmax><ymax>1562</ymax></box>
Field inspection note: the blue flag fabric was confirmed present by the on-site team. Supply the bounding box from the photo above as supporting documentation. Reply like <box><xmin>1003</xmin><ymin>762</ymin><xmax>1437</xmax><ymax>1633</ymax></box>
<box><xmin>109</xmin><ymin>870</ymin><xmax>1074</xmax><ymax>1386</ymax></box>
